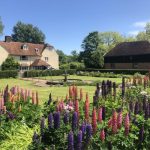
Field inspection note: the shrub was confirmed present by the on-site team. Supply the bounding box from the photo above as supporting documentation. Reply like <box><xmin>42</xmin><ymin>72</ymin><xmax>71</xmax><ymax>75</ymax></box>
<box><xmin>1</xmin><ymin>56</ymin><xmax>19</xmax><ymax>71</ymax></box>
<box><xmin>79</xmin><ymin>69</ymin><xmax>149</xmax><ymax>75</ymax></box>
<box><xmin>23</xmin><ymin>69</ymin><xmax>77</xmax><ymax>77</ymax></box>
<box><xmin>60</xmin><ymin>62</ymin><xmax>85</xmax><ymax>70</ymax></box>
<box><xmin>0</xmin><ymin>70</ymin><xmax>18</xmax><ymax>78</ymax></box>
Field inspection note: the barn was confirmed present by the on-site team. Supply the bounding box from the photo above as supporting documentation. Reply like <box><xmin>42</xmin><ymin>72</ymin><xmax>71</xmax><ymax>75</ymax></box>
<box><xmin>104</xmin><ymin>41</ymin><xmax>150</xmax><ymax>69</ymax></box>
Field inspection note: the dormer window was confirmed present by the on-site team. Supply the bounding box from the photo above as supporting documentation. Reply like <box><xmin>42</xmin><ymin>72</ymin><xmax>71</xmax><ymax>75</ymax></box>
<box><xmin>35</xmin><ymin>48</ymin><xmax>39</xmax><ymax>53</ymax></box>
<box><xmin>22</xmin><ymin>44</ymin><xmax>28</xmax><ymax>50</ymax></box>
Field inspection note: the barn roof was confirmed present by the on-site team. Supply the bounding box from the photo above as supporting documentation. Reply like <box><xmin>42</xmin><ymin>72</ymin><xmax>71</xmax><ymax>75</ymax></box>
<box><xmin>105</xmin><ymin>41</ymin><xmax>150</xmax><ymax>57</ymax></box>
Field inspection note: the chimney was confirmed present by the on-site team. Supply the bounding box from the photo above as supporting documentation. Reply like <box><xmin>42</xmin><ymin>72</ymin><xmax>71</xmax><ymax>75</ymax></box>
<box><xmin>5</xmin><ymin>36</ymin><xmax>12</xmax><ymax>42</ymax></box>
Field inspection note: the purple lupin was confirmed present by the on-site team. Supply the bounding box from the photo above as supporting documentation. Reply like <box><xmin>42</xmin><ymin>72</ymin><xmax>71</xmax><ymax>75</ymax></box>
<box><xmin>139</xmin><ymin>126</ymin><xmax>144</xmax><ymax>143</ymax></box>
<box><xmin>113</xmin><ymin>82</ymin><xmax>116</xmax><ymax>99</ymax></box>
<box><xmin>134</xmin><ymin>101</ymin><xmax>139</xmax><ymax>115</ymax></box>
<box><xmin>40</xmin><ymin>117</ymin><xmax>45</xmax><ymax>141</ymax></box>
<box><xmin>76</xmin><ymin>130</ymin><xmax>82</xmax><ymax>150</ymax></box>
<box><xmin>122</xmin><ymin>77</ymin><xmax>125</xmax><ymax>98</ymax></box>
<box><xmin>86</xmin><ymin>124</ymin><xmax>92</xmax><ymax>142</ymax></box>
<box><xmin>68</xmin><ymin>131</ymin><xmax>74</xmax><ymax>150</ymax></box>
<box><xmin>72</xmin><ymin>111</ymin><xmax>78</xmax><ymax>131</ymax></box>
<box><xmin>143</xmin><ymin>96</ymin><xmax>147</xmax><ymax>111</ymax></box>
<box><xmin>80</xmin><ymin>122</ymin><xmax>86</xmax><ymax>137</ymax></box>
<box><xmin>48</xmin><ymin>113</ymin><xmax>53</xmax><ymax>129</ymax></box>
<box><xmin>144</xmin><ymin>105</ymin><xmax>149</xmax><ymax>120</ymax></box>
<box><xmin>129</xmin><ymin>101</ymin><xmax>134</xmax><ymax>112</ymax></box>
<box><xmin>64</xmin><ymin>112</ymin><xmax>69</xmax><ymax>124</ymax></box>
<box><xmin>54</xmin><ymin>111</ymin><xmax>60</xmax><ymax>129</ymax></box>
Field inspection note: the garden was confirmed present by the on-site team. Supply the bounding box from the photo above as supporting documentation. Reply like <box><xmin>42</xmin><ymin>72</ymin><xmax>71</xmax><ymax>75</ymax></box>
<box><xmin>0</xmin><ymin>73</ymin><xmax>150</xmax><ymax>150</ymax></box>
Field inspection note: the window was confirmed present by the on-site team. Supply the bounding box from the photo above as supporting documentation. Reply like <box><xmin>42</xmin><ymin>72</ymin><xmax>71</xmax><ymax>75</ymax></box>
<box><xmin>132</xmin><ymin>63</ymin><xmax>138</xmax><ymax>69</ymax></box>
<box><xmin>20</xmin><ymin>56</ymin><xmax>28</xmax><ymax>61</ymax></box>
<box><xmin>20</xmin><ymin>66</ymin><xmax>29</xmax><ymax>70</ymax></box>
<box><xmin>45</xmin><ymin>57</ymin><xmax>48</xmax><ymax>62</ymax></box>
<box><xmin>35</xmin><ymin>48</ymin><xmax>39</xmax><ymax>53</ymax></box>
<box><xmin>22</xmin><ymin>44</ymin><xmax>28</xmax><ymax>50</ymax></box>
<box><xmin>110</xmin><ymin>63</ymin><xmax>115</xmax><ymax>69</ymax></box>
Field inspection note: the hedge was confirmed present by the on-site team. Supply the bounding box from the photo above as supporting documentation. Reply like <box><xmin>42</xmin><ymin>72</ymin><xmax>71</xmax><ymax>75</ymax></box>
<box><xmin>23</xmin><ymin>69</ymin><xmax>77</xmax><ymax>77</ymax></box>
<box><xmin>0</xmin><ymin>70</ymin><xmax>18</xmax><ymax>78</ymax></box>
<box><xmin>78</xmin><ymin>69</ymin><xmax>149</xmax><ymax>75</ymax></box>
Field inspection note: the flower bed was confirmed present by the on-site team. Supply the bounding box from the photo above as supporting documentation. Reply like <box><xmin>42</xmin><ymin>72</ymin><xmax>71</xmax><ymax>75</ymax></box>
<box><xmin>28</xmin><ymin>76</ymin><xmax>150</xmax><ymax>150</ymax></box>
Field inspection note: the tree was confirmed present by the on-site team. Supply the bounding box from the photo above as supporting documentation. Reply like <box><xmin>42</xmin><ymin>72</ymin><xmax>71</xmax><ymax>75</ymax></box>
<box><xmin>98</xmin><ymin>32</ymin><xmax>125</xmax><ymax>52</ymax></box>
<box><xmin>80</xmin><ymin>31</ymin><xmax>125</xmax><ymax>68</ymax></box>
<box><xmin>11</xmin><ymin>21</ymin><xmax>45</xmax><ymax>43</ymax></box>
<box><xmin>0</xmin><ymin>17</ymin><xmax>4</xmax><ymax>36</ymax></box>
<box><xmin>56</xmin><ymin>50</ymin><xmax>68</xmax><ymax>65</ymax></box>
<box><xmin>70</xmin><ymin>50</ymin><xmax>79</xmax><ymax>62</ymax></box>
<box><xmin>136</xmin><ymin>22</ymin><xmax>150</xmax><ymax>41</ymax></box>
<box><xmin>1</xmin><ymin>56</ymin><xmax>19</xmax><ymax>71</ymax></box>
<box><xmin>90</xmin><ymin>45</ymin><xmax>107</xmax><ymax>68</ymax></box>
<box><xmin>80</xmin><ymin>31</ymin><xmax>100</xmax><ymax>68</ymax></box>
<box><xmin>99</xmin><ymin>32</ymin><xmax>124</xmax><ymax>46</ymax></box>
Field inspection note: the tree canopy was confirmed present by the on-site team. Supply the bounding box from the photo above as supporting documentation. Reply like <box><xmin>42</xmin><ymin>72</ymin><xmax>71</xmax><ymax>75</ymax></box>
<box><xmin>11</xmin><ymin>21</ymin><xmax>45</xmax><ymax>43</ymax></box>
<box><xmin>136</xmin><ymin>22</ymin><xmax>150</xmax><ymax>41</ymax></box>
<box><xmin>0</xmin><ymin>17</ymin><xmax>4</xmax><ymax>36</ymax></box>
<box><xmin>79</xmin><ymin>31</ymin><xmax>127</xmax><ymax>68</ymax></box>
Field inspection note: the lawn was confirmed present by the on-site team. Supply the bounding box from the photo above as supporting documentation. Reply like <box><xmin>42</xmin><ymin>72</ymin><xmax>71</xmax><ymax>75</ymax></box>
<box><xmin>0</xmin><ymin>78</ymin><xmax>96</xmax><ymax>104</ymax></box>
<box><xmin>34</xmin><ymin>75</ymin><xmax>122</xmax><ymax>83</ymax></box>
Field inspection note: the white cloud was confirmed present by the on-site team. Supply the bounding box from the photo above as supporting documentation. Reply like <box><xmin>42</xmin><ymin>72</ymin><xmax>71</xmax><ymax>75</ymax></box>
<box><xmin>133</xmin><ymin>20</ymin><xmax>150</xmax><ymax>28</ymax></box>
<box><xmin>128</xmin><ymin>30</ymin><xmax>140</xmax><ymax>36</ymax></box>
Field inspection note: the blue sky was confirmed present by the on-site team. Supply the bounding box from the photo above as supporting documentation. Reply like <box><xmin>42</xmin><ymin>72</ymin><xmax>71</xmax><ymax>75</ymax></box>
<box><xmin>0</xmin><ymin>0</ymin><xmax>150</xmax><ymax>54</ymax></box>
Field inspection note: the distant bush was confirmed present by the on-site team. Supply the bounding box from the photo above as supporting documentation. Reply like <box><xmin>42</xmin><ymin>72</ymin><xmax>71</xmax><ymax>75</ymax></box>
<box><xmin>79</xmin><ymin>69</ymin><xmax>149</xmax><ymax>75</ymax></box>
<box><xmin>77</xmin><ymin>71</ymin><xmax>125</xmax><ymax>78</ymax></box>
<box><xmin>23</xmin><ymin>69</ymin><xmax>77</xmax><ymax>77</ymax></box>
<box><xmin>60</xmin><ymin>62</ymin><xmax>85</xmax><ymax>70</ymax></box>
<box><xmin>0</xmin><ymin>70</ymin><xmax>18</xmax><ymax>78</ymax></box>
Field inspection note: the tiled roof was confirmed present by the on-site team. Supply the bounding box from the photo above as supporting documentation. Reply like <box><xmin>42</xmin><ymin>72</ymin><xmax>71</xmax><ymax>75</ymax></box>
<box><xmin>0</xmin><ymin>41</ymin><xmax>53</xmax><ymax>56</ymax></box>
<box><xmin>105</xmin><ymin>41</ymin><xmax>150</xmax><ymax>57</ymax></box>
<box><xmin>30</xmin><ymin>59</ymin><xmax>50</xmax><ymax>67</ymax></box>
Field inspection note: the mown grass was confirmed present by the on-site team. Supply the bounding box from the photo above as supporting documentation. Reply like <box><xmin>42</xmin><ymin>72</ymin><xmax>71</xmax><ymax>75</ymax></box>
<box><xmin>0</xmin><ymin>78</ymin><xmax>96</xmax><ymax>104</ymax></box>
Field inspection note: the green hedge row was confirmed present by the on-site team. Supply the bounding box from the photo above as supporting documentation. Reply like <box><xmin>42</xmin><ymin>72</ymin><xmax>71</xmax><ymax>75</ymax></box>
<box><xmin>78</xmin><ymin>69</ymin><xmax>149</xmax><ymax>75</ymax></box>
<box><xmin>0</xmin><ymin>70</ymin><xmax>18</xmax><ymax>78</ymax></box>
<box><xmin>23</xmin><ymin>69</ymin><xmax>77</xmax><ymax>77</ymax></box>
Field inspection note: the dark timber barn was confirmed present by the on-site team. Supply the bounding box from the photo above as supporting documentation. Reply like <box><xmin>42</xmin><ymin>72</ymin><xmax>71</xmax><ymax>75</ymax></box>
<box><xmin>104</xmin><ymin>41</ymin><xmax>150</xmax><ymax>69</ymax></box>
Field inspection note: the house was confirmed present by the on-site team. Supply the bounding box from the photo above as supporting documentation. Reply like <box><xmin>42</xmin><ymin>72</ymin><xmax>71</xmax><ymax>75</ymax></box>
<box><xmin>104</xmin><ymin>41</ymin><xmax>150</xmax><ymax>69</ymax></box>
<box><xmin>0</xmin><ymin>36</ymin><xmax>59</xmax><ymax>70</ymax></box>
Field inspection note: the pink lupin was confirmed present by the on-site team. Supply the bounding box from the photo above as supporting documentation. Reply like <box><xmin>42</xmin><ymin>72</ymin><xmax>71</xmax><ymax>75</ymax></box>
<box><xmin>98</xmin><ymin>107</ymin><xmax>103</xmax><ymax>123</ymax></box>
<box><xmin>124</xmin><ymin>113</ymin><xmax>130</xmax><ymax>136</ymax></box>
<box><xmin>112</xmin><ymin>110</ymin><xmax>117</xmax><ymax>134</ymax></box>
<box><xmin>117</xmin><ymin>111</ymin><xmax>122</xmax><ymax>129</ymax></box>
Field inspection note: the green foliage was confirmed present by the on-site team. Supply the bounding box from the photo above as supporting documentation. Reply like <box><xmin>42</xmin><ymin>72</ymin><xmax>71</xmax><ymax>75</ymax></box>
<box><xmin>80</xmin><ymin>31</ymin><xmax>100</xmax><ymax>68</ymax></box>
<box><xmin>136</xmin><ymin>22</ymin><xmax>150</xmax><ymax>41</ymax></box>
<box><xmin>99</xmin><ymin>31</ymin><xmax>124</xmax><ymax>48</ymax></box>
<box><xmin>0</xmin><ymin>121</ymin><xmax>37</xmax><ymax>150</ymax></box>
<box><xmin>24</xmin><ymin>69</ymin><xmax>77</xmax><ymax>77</ymax></box>
<box><xmin>80</xmin><ymin>31</ymin><xmax>132</xmax><ymax>69</ymax></box>
<box><xmin>79</xmin><ymin>69</ymin><xmax>149</xmax><ymax>75</ymax></box>
<box><xmin>0</xmin><ymin>96</ymin><xmax>41</xmax><ymax>149</ymax></box>
<box><xmin>70</xmin><ymin>50</ymin><xmax>79</xmax><ymax>62</ymax></box>
<box><xmin>77</xmin><ymin>71</ymin><xmax>125</xmax><ymax>78</ymax></box>
<box><xmin>60</xmin><ymin>62</ymin><xmax>85</xmax><ymax>70</ymax></box>
<box><xmin>0</xmin><ymin>17</ymin><xmax>4</xmax><ymax>36</ymax></box>
<box><xmin>56</xmin><ymin>50</ymin><xmax>68</xmax><ymax>65</ymax></box>
<box><xmin>11</xmin><ymin>21</ymin><xmax>45</xmax><ymax>43</ymax></box>
<box><xmin>1</xmin><ymin>56</ymin><xmax>19</xmax><ymax>71</ymax></box>
<box><xmin>0</xmin><ymin>70</ymin><xmax>18</xmax><ymax>78</ymax></box>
